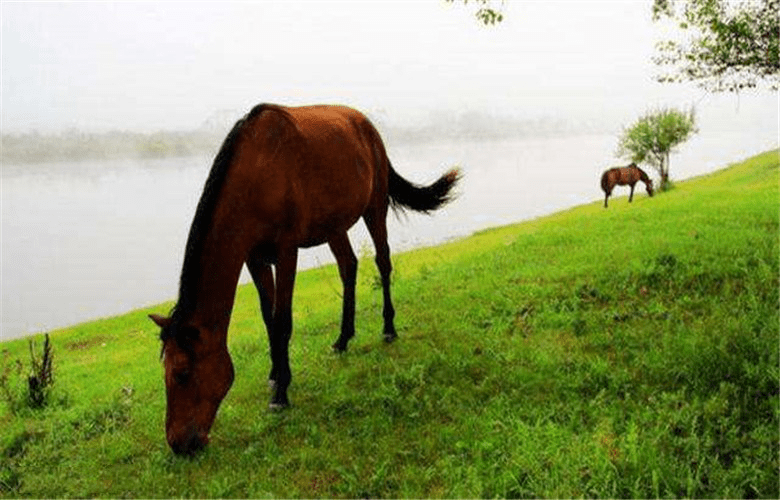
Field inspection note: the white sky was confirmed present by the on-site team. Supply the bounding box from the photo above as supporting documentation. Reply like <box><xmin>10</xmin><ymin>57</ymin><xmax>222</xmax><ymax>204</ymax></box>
<box><xmin>1</xmin><ymin>0</ymin><xmax>777</xmax><ymax>133</ymax></box>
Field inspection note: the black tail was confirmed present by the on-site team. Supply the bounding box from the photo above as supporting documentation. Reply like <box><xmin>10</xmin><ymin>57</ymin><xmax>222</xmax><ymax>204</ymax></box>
<box><xmin>388</xmin><ymin>162</ymin><xmax>461</xmax><ymax>215</ymax></box>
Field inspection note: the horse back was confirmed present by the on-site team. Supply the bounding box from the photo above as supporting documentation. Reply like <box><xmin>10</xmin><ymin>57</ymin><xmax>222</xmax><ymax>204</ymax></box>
<box><xmin>219</xmin><ymin>104</ymin><xmax>385</xmax><ymax>248</ymax></box>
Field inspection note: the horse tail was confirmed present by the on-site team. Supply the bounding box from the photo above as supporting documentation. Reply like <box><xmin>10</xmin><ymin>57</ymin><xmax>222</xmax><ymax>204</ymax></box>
<box><xmin>387</xmin><ymin>162</ymin><xmax>460</xmax><ymax>214</ymax></box>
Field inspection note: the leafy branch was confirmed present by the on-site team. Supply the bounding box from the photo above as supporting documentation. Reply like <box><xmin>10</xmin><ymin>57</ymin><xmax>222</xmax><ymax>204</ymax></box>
<box><xmin>445</xmin><ymin>0</ymin><xmax>505</xmax><ymax>25</ymax></box>
<box><xmin>652</xmin><ymin>0</ymin><xmax>779</xmax><ymax>92</ymax></box>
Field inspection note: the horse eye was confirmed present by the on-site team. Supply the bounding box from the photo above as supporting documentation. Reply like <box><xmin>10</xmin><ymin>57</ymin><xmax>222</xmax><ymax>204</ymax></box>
<box><xmin>174</xmin><ymin>371</ymin><xmax>191</xmax><ymax>386</ymax></box>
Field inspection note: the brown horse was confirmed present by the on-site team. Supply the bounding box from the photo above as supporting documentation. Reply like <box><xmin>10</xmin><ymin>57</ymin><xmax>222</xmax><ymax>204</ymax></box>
<box><xmin>148</xmin><ymin>103</ymin><xmax>459</xmax><ymax>455</ymax></box>
<box><xmin>601</xmin><ymin>163</ymin><xmax>654</xmax><ymax>208</ymax></box>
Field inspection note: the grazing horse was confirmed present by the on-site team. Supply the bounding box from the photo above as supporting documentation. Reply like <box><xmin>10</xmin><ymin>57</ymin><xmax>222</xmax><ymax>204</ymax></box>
<box><xmin>601</xmin><ymin>163</ymin><xmax>654</xmax><ymax>208</ymax></box>
<box><xmin>148</xmin><ymin>103</ymin><xmax>460</xmax><ymax>455</ymax></box>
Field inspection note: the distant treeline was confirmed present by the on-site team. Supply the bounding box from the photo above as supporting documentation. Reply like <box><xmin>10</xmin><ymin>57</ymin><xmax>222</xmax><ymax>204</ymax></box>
<box><xmin>2</xmin><ymin>113</ymin><xmax>602</xmax><ymax>165</ymax></box>
<box><xmin>383</xmin><ymin>113</ymin><xmax>585</xmax><ymax>144</ymax></box>
<box><xmin>1</xmin><ymin>129</ymin><xmax>223</xmax><ymax>165</ymax></box>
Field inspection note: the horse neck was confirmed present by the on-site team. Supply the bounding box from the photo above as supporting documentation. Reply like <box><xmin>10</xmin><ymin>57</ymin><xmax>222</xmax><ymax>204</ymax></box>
<box><xmin>177</xmin><ymin>214</ymin><xmax>252</xmax><ymax>339</ymax></box>
<box><xmin>199</xmin><ymin>233</ymin><xmax>246</xmax><ymax>333</ymax></box>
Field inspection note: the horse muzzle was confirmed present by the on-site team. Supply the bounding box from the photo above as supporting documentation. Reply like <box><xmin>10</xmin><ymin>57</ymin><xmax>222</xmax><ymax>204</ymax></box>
<box><xmin>169</xmin><ymin>428</ymin><xmax>209</xmax><ymax>456</ymax></box>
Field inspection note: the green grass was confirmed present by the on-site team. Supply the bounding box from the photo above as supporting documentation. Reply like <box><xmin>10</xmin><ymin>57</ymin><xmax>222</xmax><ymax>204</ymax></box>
<box><xmin>2</xmin><ymin>150</ymin><xmax>778</xmax><ymax>498</ymax></box>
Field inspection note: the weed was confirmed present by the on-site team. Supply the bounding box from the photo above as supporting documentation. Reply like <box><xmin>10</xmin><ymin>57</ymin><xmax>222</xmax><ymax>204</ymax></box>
<box><xmin>1</xmin><ymin>334</ymin><xmax>56</xmax><ymax>413</ymax></box>
<box><xmin>27</xmin><ymin>334</ymin><xmax>53</xmax><ymax>408</ymax></box>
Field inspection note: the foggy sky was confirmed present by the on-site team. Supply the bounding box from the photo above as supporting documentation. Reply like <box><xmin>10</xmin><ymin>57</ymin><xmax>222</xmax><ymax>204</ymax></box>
<box><xmin>1</xmin><ymin>1</ymin><xmax>777</xmax><ymax>134</ymax></box>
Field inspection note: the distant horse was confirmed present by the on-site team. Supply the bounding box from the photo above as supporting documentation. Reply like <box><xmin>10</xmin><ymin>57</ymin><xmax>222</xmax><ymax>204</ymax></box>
<box><xmin>149</xmin><ymin>104</ymin><xmax>460</xmax><ymax>455</ymax></box>
<box><xmin>601</xmin><ymin>163</ymin><xmax>654</xmax><ymax>208</ymax></box>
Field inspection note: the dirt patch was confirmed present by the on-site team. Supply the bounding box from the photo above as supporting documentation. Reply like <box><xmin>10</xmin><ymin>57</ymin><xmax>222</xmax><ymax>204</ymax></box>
<box><xmin>64</xmin><ymin>335</ymin><xmax>109</xmax><ymax>351</ymax></box>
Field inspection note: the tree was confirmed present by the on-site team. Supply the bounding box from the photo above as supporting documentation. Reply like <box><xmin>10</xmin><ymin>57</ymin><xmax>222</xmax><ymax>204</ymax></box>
<box><xmin>617</xmin><ymin>108</ymin><xmax>698</xmax><ymax>191</ymax></box>
<box><xmin>652</xmin><ymin>0</ymin><xmax>780</xmax><ymax>92</ymax></box>
<box><xmin>445</xmin><ymin>0</ymin><xmax>505</xmax><ymax>25</ymax></box>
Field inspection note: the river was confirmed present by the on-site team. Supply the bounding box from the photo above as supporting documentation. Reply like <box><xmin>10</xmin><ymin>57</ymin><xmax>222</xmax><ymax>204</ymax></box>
<box><xmin>2</xmin><ymin>130</ymin><xmax>776</xmax><ymax>340</ymax></box>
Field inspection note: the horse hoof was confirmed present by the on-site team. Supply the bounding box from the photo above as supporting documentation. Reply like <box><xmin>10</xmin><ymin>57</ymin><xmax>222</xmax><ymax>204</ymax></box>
<box><xmin>331</xmin><ymin>342</ymin><xmax>347</xmax><ymax>353</ymax></box>
<box><xmin>269</xmin><ymin>401</ymin><xmax>289</xmax><ymax>411</ymax></box>
<box><xmin>268</xmin><ymin>398</ymin><xmax>290</xmax><ymax>412</ymax></box>
<box><xmin>383</xmin><ymin>333</ymin><xmax>397</xmax><ymax>344</ymax></box>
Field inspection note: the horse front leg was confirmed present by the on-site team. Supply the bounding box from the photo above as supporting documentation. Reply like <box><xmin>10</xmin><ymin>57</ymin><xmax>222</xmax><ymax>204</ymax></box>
<box><xmin>246</xmin><ymin>251</ymin><xmax>277</xmax><ymax>386</ymax></box>
<box><xmin>328</xmin><ymin>233</ymin><xmax>358</xmax><ymax>352</ymax></box>
<box><xmin>629</xmin><ymin>183</ymin><xmax>635</xmax><ymax>202</ymax></box>
<box><xmin>268</xmin><ymin>247</ymin><xmax>297</xmax><ymax>409</ymax></box>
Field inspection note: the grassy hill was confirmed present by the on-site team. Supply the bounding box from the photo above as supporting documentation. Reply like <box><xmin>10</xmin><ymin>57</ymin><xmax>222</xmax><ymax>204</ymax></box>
<box><xmin>1</xmin><ymin>150</ymin><xmax>778</xmax><ymax>498</ymax></box>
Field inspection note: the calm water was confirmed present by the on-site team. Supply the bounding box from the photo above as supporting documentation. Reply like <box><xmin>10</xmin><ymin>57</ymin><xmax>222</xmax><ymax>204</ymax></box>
<box><xmin>2</xmin><ymin>131</ymin><xmax>776</xmax><ymax>340</ymax></box>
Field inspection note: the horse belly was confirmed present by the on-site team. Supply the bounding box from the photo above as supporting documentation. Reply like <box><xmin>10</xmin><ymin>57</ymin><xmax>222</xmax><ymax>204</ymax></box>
<box><xmin>296</xmin><ymin>180</ymin><xmax>371</xmax><ymax>247</ymax></box>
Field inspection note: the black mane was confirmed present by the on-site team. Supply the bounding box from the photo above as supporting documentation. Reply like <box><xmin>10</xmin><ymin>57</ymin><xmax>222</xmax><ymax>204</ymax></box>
<box><xmin>161</xmin><ymin>104</ymin><xmax>268</xmax><ymax>342</ymax></box>
<box><xmin>633</xmin><ymin>164</ymin><xmax>651</xmax><ymax>182</ymax></box>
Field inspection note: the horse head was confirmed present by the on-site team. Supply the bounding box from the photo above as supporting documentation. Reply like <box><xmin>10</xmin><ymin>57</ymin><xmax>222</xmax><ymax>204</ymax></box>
<box><xmin>150</xmin><ymin>314</ymin><xmax>234</xmax><ymax>455</ymax></box>
<box><xmin>645</xmin><ymin>179</ymin><xmax>654</xmax><ymax>197</ymax></box>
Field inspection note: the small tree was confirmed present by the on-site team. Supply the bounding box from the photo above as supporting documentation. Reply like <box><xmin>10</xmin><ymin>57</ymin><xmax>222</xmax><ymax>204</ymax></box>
<box><xmin>617</xmin><ymin>108</ymin><xmax>698</xmax><ymax>191</ymax></box>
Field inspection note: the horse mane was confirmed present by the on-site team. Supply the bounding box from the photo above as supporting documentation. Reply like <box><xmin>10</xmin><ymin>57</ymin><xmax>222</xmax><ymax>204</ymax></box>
<box><xmin>631</xmin><ymin>163</ymin><xmax>651</xmax><ymax>182</ymax></box>
<box><xmin>162</xmin><ymin>104</ymin><xmax>269</xmax><ymax>341</ymax></box>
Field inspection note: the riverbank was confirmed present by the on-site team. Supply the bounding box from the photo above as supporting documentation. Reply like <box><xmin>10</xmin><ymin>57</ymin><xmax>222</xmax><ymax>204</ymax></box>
<box><xmin>1</xmin><ymin>150</ymin><xmax>777</xmax><ymax>497</ymax></box>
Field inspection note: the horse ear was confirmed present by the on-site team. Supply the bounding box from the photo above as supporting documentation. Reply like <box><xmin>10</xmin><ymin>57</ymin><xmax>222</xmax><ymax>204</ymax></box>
<box><xmin>149</xmin><ymin>314</ymin><xmax>172</xmax><ymax>329</ymax></box>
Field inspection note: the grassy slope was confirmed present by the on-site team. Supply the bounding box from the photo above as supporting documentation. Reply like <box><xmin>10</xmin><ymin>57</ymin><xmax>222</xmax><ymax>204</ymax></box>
<box><xmin>1</xmin><ymin>150</ymin><xmax>778</xmax><ymax>498</ymax></box>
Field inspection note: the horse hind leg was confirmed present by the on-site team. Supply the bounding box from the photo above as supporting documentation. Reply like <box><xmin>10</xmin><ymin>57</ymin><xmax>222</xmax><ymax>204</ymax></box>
<box><xmin>364</xmin><ymin>211</ymin><xmax>397</xmax><ymax>343</ymax></box>
<box><xmin>328</xmin><ymin>232</ymin><xmax>358</xmax><ymax>352</ymax></box>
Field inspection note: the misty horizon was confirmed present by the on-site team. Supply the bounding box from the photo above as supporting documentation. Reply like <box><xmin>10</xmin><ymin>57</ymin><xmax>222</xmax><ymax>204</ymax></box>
<box><xmin>2</xmin><ymin>1</ymin><xmax>777</xmax><ymax>137</ymax></box>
